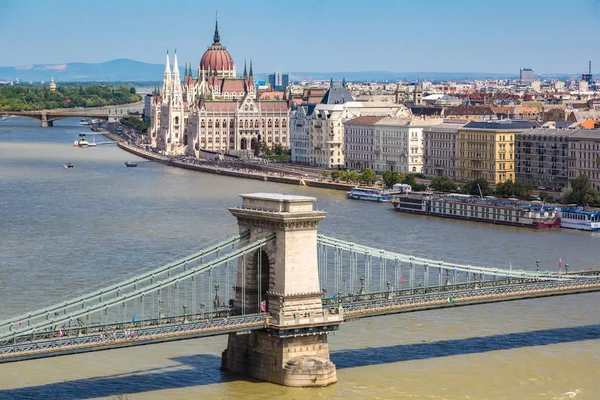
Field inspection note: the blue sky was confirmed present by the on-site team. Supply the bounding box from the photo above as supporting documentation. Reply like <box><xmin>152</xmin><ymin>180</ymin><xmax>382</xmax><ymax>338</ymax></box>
<box><xmin>1</xmin><ymin>0</ymin><xmax>599</xmax><ymax>74</ymax></box>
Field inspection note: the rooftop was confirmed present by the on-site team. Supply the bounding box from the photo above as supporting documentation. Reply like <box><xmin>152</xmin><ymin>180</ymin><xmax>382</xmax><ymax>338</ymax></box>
<box><xmin>517</xmin><ymin>128</ymin><xmax>577</xmax><ymax>138</ymax></box>
<box><xmin>569</xmin><ymin>129</ymin><xmax>600</xmax><ymax>140</ymax></box>
<box><xmin>461</xmin><ymin>120</ymin><xmax>544</xmax><ymax>131</ymax></box>
<box><xmin>345</xmin><ymin>116</ymin><xmax>385</xmax><ymax>125</ymax></box>
<box><xmin>240</xmin><ymin>193</ymin><xmax>315</xmax><ymax>202</ymax></box>
<box><xmin>320</xmin><ymin>85</ymin><xmax>354</xmax><ymax>105</ymax></box>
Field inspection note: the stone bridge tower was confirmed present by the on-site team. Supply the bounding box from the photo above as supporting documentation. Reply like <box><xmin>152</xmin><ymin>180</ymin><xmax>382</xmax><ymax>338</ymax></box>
<box><xmin>222</xmin><ymin>193</ymin><xmax>342</xmax><ymax>387</ymax></box>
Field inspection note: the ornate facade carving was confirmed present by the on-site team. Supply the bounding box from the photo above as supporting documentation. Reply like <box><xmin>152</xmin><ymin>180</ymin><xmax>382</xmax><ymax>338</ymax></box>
<box><xmin>148</xmin><ymin>20</ymin><xmax>289</xmax><ymax>158</ymax></box>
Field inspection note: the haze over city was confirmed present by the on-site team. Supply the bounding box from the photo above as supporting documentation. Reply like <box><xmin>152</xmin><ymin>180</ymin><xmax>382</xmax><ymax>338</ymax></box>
<box><xmin>1</xmin><ymin>0</ymin><xmax>599</xmax><ymax>74</ymax></box>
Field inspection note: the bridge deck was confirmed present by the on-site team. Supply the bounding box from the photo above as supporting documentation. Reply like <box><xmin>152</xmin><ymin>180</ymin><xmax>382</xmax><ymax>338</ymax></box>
<box><xmin>2</xmin><ymin>278</ymin><xmax>599</xmax><ymax>363</ymax></box>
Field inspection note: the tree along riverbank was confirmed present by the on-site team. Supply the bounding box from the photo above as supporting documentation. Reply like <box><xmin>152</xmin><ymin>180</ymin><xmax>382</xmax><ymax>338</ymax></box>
<box><xmin>0</xmin><ymin>84</ymin><xmax>141</xmax><ymax>111</ymax></box>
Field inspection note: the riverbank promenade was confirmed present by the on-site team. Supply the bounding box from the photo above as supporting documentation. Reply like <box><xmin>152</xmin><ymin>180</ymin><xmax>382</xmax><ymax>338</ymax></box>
<box><xmin>105</xmin><ymin>130</ymin><xmax>357</xmax><ymax>192</ymax></box>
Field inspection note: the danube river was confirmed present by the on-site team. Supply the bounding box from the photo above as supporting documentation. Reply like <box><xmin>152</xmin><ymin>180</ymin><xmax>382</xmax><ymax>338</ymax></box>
<box><xmin>1</xmin><ymin>118</ymin><xmax>599</xmax><ymax>400</ymax></box>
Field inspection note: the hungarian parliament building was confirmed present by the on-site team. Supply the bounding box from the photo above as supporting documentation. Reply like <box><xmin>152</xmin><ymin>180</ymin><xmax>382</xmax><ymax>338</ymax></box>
<box><xmin>147</xmin><ymin>21</ymin><xmax>289</xmax><ymax>157</ymax></box>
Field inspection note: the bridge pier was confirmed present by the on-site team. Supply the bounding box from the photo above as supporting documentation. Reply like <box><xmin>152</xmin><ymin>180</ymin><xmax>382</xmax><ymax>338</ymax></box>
<box><xmin>222</xmin><ymin>193</ymin><xmax>341</xmax><ymax>387</ymax></box>
<box><xmin>40</xmin><ymin>113</ymin><xmax>53</xmax><ymax>128</ymax></box>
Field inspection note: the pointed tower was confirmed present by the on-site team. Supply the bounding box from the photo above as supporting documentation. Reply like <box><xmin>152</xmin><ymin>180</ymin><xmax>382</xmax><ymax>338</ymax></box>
<box><xmin>248</xmin><ymin>60</ymin><xmax>254</xmax><ymax>87</ymax></box>
<box><xmin>243</xmin><ymin>60</ymin><xmax>248</xmax><ymax>80</ymax></box>
<box><xmin>171</xmin><ymin>49</ymin><xmax>183</xmax><ymax>103</ymax></box>
<box><xmin>213</xmin><ymin>16</ymin><xmax>220</xmax><ymax>44</ymax></box>
<box><xmin>162</xmin><ymin>50</ymin><xmax>172</xmax><ymax>101</ymax></box>
<box><xmin>413</xmin><ymin>75</ymin><xmax>423</xmax><ymax>106</ymax></box>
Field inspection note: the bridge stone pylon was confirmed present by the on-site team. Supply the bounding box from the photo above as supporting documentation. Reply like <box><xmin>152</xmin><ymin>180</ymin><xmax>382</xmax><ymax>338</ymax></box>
<box><xmin>222</xmin><ymin>193</ymin><xmax>341</xmax><ymax>387</ymax></box>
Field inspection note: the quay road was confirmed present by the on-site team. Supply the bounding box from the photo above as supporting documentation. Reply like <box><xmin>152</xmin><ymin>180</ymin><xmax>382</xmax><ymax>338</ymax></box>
<box><xmin>2</xmin><ymin>276</ymin><xmax>599</xmax><ymax>363</ymax></box>
<box><xmin>108</xmin><ymin>136</ymin><xmax>357</xmax><ymax>192</ymax></box>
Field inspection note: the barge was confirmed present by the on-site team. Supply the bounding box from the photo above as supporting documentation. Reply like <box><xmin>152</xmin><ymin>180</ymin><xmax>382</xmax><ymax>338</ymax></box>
<box><xmin>391</xmin><ymin>193</ymin><xmax>560</xmax><ymax>228</ymax></box>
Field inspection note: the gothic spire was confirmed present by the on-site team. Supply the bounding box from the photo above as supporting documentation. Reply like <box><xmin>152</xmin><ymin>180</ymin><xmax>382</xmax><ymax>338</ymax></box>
<box><xmin>164</xmin><ymin>50</ymin><xmax>171</xmax><ymax>75</ymax></box>
<box><xmin>243</xmin><ymin>60</ymin><xmax>247</xmax><ymax>80</ymax></box>
<box><xmin>213</xmin><ymin>14</ymin><xmax>220</xmax><ymax>44</ymax></box>
<box><xmin>162</xmin><ymin>50</ymin><xmax>171</xmax><ymax>101</ymax></box>
<box><xmin>172</xmin><ymin>49</ymin><xmax>180</xmax><ymax>78</ymax></box>
<box><xmin>248</xmin><ymin>60</ymin><xmax>254</xmax><ymax>87</ymax></box>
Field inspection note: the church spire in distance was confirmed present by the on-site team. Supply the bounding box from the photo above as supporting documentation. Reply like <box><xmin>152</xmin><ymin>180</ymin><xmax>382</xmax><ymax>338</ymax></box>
<box><xmin>213</xmin><ymin>12</ymin><xmax>220</xmax><ymax>44</ymax></box>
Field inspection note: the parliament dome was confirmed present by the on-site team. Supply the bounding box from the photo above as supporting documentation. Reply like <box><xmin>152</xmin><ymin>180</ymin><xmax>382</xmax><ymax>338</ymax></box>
<box><xmin>199</xmin><ymin>20</ymin><xmax>234</xmax><ymax>73</ymax></box>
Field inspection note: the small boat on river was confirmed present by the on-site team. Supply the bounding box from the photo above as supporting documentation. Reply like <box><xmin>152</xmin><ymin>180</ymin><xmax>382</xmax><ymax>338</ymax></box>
<box><xmin>346</xmin><ymin>187</ymin><xmax>392</xmax><ymax>202</ymax></box>
<box><xmin>64</xmin><ymin>163</ymin><xmax>74</xmax><ymax>169</ymax></box>
<box><xmin>74</xmin><ymin>134</ymin><xmax>90</xmax><ymax>148</ymax></box>
<box><xmin>124</xmin><ymin>161</ymin><xmax>138</xmax><ymax>167</ymax></box>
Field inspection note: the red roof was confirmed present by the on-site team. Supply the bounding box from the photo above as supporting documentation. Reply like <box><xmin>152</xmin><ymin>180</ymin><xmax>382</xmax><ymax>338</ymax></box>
<box><xmin>259</xmin><ymin>91</ymin><xmax>284</xmax><ymax>100</ymax></box>
<box><xmin>345</xmin><ymin>116</ymin><xmax>385</xmax><ymax>125</ymax></box>
<box><xmin>259</xmin><ymin>101</ymin><xmax>288</xmax><ymax>112</ymax></box>
<box><xmin>201</xmin><ymin>101</ymin><xmax>239</xmax><ymax>112</ymax></box>
<box><xmin>200</xmin><ymin>43</ymin><xmax>234</xmax><ymax>72</ymax></box>
<box><xmin>221</xmin><ymin>79</ymin><xmax>246</xmax><ymax>93</ymax></box>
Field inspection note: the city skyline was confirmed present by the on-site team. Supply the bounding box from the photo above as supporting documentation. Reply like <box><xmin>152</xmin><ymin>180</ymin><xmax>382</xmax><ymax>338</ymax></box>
<box><xmin>0</xmin><ymin>0</ymin><xmax>599</xmax><ymax>74</ymax></box>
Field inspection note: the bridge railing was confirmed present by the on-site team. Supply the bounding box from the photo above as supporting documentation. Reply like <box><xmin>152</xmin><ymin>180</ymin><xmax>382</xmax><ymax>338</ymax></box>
<box><xmin>335</xmin><ymin>278</ymin><xmax>600</xmax><ymax>317</ymax></box>
<box><xmin>0</xmin><ymin>232</ymin><xmax>250</xmax><ymax>338</ymax></box>
<box><xmin>1</xmin><ymin>234</ymin><xmax>274</xmax><ymax>344</ymax></box>
<box><xmin>0</xmin><ymin>313</ymin><xmax>268</xmax><ymax>360</ymax></box>
<box><xmin>0</xmin><ymin>233</ymin><xmax>276</xmax><ymax>346</ymax></box>
<box><xmin>316</xmin><ymin>234</ymin><xmax>596</xmax><ymax>299</ymax></box>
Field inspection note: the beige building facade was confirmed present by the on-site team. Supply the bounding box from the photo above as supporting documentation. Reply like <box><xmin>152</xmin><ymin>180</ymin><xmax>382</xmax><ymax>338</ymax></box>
<box><xmin>344</xmin><ymin>117</ymin><xmax>441</xmax><ymax>173</ymax></box>
<box><xmin>309</xmin><ymin>85</ymin><xmax>411</xmax><ymax>168</ymax></box>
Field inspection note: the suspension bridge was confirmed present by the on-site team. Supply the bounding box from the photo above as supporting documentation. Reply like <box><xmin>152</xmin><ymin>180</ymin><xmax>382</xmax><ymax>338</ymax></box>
<box><xmin>1</xmin><ymin>193</ymin><xmax>599</xmax><ymax>386</ymax></box>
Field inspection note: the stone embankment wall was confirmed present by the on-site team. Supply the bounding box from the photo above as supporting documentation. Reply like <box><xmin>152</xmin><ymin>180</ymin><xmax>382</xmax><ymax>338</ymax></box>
<box><xmin>112</xmin><ymin>139</ymin><xmax>355</xmax><ymax>192</ymax></box>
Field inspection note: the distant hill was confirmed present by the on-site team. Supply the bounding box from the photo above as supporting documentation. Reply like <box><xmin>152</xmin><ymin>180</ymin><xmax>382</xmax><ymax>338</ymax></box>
<box><xmin>0</xmin><ymin>59</ymin><xmax>165</xmax><ymax>82</ymax></box>
<box><xmin>289</xmin><ymin>71</ymin><xmax>518</xmax><ymax>82</ymax></box>
<box><xmin>0</xmin><ymin>59</ymin><xmax>574</xmax><ymax>83</ymax></box>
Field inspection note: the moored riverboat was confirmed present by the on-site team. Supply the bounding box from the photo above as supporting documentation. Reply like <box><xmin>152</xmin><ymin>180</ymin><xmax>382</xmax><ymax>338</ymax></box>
<box><xmin>391</xmin><ymin>193</ymin><xmax>560</xmax><ymax>228</ymax></box>
<box><xmin>346</xmin><ymin>187</ymin><xmax>392</xmax><ymax>202</ymax></box>
<box><xmin>557</xmin><ymin>207</ymin><xmax>600</xmax><ymax>231</ymax></box>
<box><xmin>73</xmin><ymin>134</ymin><xmax>90</xmax><ymax>148</ymax></box>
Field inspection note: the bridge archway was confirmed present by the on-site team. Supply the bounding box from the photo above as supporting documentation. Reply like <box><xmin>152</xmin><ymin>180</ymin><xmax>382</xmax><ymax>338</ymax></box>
<box><xmin>258</xmin><ymin>249</ymin><xmax>271</xmax><ymax>312</ymax></box>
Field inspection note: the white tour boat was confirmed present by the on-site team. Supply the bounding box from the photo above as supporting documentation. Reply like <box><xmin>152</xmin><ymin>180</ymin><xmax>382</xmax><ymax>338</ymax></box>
<box><xmin>557</xmin><ymin>207</ymin><xmax>600</xmax><ymax>231</ymax></box>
